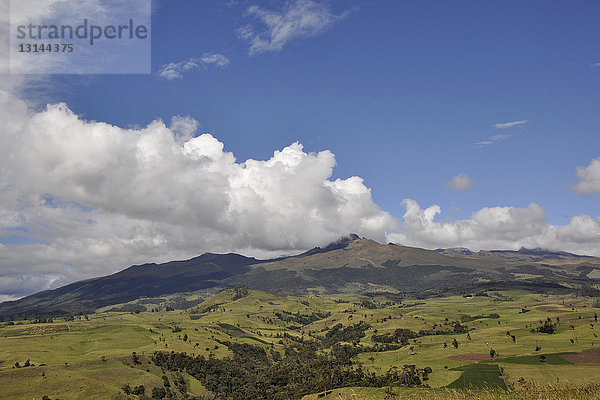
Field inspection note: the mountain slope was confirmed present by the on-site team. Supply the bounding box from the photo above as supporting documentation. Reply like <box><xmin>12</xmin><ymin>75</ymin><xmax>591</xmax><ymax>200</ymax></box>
<box><xmin>2</xmin><ymin>236</ymin><xmax>600</xmax><ymax>319</ymax></box>
<box><xmin>0</xmin><ymin>253</ymin><xmax>261</xmax><ymax>318</ymax></box>
<box><xmin>226</xmin><ymin>239</ymin><xmax>600</xmax><ymax>294</ymax></box>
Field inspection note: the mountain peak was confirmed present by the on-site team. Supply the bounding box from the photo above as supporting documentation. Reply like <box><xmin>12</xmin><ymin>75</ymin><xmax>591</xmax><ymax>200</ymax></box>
<box><xmin>328</xmin><ymin>233</ymin><xmax>361</xmax><ymax>246</ymax></box>
<box><xmin>5</xmin><ymin>236</ymin><xmax>600</xmax><ymax>320</ymax></box>
<box><xmin>296</xmin><ymin>234</ymin><xmax>361</xmax><ymax>257</ymax></box>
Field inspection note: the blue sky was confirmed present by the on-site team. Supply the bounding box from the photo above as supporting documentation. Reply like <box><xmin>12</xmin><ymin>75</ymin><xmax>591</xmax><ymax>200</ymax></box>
<box><xmin>1</xmin><ymin>0</ymin><xmax>600</xmax><ymax>299</ymax></box>
<box><xmin>48</xmin><ymin>0</ymin><xmax>600</xmax><ymax>223</ymax></box>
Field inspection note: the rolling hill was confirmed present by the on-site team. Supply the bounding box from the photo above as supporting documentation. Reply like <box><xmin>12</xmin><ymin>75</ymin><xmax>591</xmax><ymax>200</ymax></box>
<box><xmin>2</xmin><ymin>235</ymin><xmax>600</xmax><ymax>319</ymax></box>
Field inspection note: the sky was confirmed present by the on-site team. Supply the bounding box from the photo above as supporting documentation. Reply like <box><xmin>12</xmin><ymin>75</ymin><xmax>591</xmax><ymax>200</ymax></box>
<box><xmin>0</xmin><ymin>0</ymin><xmax>600</xmax><ymax>301</ymax></box>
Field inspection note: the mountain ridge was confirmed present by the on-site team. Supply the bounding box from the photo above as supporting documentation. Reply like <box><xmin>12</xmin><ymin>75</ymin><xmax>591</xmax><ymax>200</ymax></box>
<box><xmin>2</xmin><ymin>235</ymin><xmax>600</xmax><ymax>319</ymax></box>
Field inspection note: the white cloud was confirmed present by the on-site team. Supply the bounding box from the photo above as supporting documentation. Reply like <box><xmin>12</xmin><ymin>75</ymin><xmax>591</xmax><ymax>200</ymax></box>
<box><xmin>387</xmin><ymin>200</ymin><xmax>600</xmax><ymax>256</ymax></box>
<box><xmin>593</xmin><ymin>63</ymin><xmax>600</xmax><ymax>68</ymax></box>
<box><xmin>0</xmin><ymin>294</ymin><xmax>21</xmax><ymax>303</ymax></box>
<box><xmin>473</xmin><ymin>133</ymin><xmax>512</xmax><ymax>147</ymax></box>
<box><xmin>0</xmin><ymin>93</ymin><xmax>396</xmax><ymax>298</ymax></box>
<box><xmin>157</xmin><ymin>53</ymin><xmax>230</xmax><ymax>80</ymax></box>
<box><xmin>446</xmin><ymin>173</ymin><xmax>474</xmax><ymax>191</ymax></box>
<box><xmin>238</xmin><ymin>0</ymin><xmax>349</xmax><ymax>55</ymax></box>
<box><xmin>573</xmin><ymin>157</ymin><xmax>600</xmax><ymax>194</ymax></box>
<box><xmin>493</xmin><ymin>120</ymin><xmax>529</xmax><ymax>129</ymax></box>
<box><xmin>3</xmin><ymin>0</ymin><xmax>600</xmax><ymax>303</ymax></box>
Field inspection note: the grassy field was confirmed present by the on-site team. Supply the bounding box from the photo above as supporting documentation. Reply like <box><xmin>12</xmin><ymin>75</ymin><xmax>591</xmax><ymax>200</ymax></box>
<box><xmin>1</xmin><ymin>288</ymin><xmax>600</xmax><ymax>399</ymax></box>
<box><xmin>301</xmin><ymin>384</ymin><xmax>600</xmax><ymax>400</ymax></box>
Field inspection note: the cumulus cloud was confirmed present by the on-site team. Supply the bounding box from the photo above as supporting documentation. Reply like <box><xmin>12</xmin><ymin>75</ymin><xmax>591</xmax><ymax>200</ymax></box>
<box><xmin>573</xmin><ymin>157</ymin><xmax>600</xmax><ymax>194</ymax></box>
<box><xmin>157</xmin><ymin>53</ymin><xmax>230</xmax><ymax>80</ymax></box>
<box><xmin>387</xmin><ymin>200</ymin><xmax>600</xmax><ymax>256</ymax></box>
<box><xmin>3</xmin><ymin>0</ymin><xmax>600</xmax><ymax>304</ymax></box>
<box><xmin>493</xmin><ymin>120</ymin><xmax>529</xmax><ymax>129</ymax></box>
<box><xmin>0</xmin><ymin>93</ymin><xmax>396</xmax><ymax>298</ymax></box>
<box><xmin>238</xmin><ymin>0</ymin><xmax>349</xmax><ymax>55</ymax></box>
<box><xmin>446</xmin><ymin>173</ymin><xmax>474</xmax><ymax>191</ymax></box>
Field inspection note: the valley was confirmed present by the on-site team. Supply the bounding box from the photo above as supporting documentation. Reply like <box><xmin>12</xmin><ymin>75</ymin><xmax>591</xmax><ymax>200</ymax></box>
<box><xmin>2</xmin><ymin>288</ymin><xmax>600</xmax><ymax>399</ymax></box>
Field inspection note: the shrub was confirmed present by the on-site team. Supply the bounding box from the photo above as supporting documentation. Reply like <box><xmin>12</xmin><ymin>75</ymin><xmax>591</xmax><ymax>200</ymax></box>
<box><xmin>152</xmin><ymin>386</ymin><xmax>166</xmax><ymax>399</ymax></box>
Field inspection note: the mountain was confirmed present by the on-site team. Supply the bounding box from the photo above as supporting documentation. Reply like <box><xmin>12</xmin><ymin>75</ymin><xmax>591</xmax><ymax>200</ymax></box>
<box><xmin>487</xmin><ymin>247</ymin><xmax>596</xmax><ymax>262</ymax></box>
<box><xmin>295</xmin><ymin>233</ymin><xmax>361</xmax><ymax>256</ymax></box>
<box><xmin>2</xmin><ymin>235</ymin><xmax>600</xmax><ymax>319</ymax></box>
<box><xmin>435</xmin><ymin>247</ymin><xmax>474</xmax><ymax>256</ymax></box>
<box><xmin>0</xmin><ymin>253</ymin><xmax>262</xmax><ymax>319</ymax></box>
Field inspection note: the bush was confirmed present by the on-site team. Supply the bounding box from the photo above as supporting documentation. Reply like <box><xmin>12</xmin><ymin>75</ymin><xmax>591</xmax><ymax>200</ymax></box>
<box><xmin>122</xmin><ymin>384</ymin><xmax>132</xmax><ymax>395</ymax></box>
<box><xmin>152</xmin><ymin>386</ymin><xmax>166</xmax><ymax>399</ymax></box>
<box><xmin>132</xmin><ymin>385</ymin><xmax>145</xmax><ymax>395</ymax></box>
<box><xmin>532</xmin><ymin>319</ymin><xmax>555</xmax><ymax>334</ymax></box>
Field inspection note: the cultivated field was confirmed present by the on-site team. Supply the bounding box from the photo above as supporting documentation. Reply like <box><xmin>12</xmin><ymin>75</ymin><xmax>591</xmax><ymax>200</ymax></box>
<box><xmin>1</xmin><ymin>289</ymin><xmax>600</xmax><ymax>399</ymax></box>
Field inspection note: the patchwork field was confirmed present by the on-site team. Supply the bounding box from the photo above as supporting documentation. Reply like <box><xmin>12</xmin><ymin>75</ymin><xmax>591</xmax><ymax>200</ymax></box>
<box><xmin>1</xmin><ymin>288</ymin><xmax>600</xmax><ymax>399</ymax></box>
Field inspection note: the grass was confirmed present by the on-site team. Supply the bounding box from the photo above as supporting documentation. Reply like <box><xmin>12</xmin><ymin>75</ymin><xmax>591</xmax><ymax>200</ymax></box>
<box><xmin>496</xmin><ymin>353</ymin><xmax>574</xmax><ymax>365</ymax></box>
<box><xmin>217</xmin><ymin>322</ymin><xmax>245</xmax><ymax>334</ymax></box>
<box><xmin>446</xmin><ymin>364</ymin><xmax>507</xmax><ymax>390</ymax></box>
<box><xmin>1</xmin><ymin>288</ymin><xmax>600</xmax><ymax>399</ymax></box>
<box><xmin>302</xmin><ymin>383</ymin><xmax>600</xmax><ymax>400</ymax></box>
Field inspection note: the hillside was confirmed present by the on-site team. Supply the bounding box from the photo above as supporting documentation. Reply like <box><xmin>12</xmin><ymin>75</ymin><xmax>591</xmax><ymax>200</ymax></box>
<box><xmin>2</xmin><ymin>235</ymin><xmax>600</xmax><ymax>319</ymax></box>
<box><xmin>2</xmin><ymin>288</ymin><xmax>600</xmax><ymax>399</ymax></box>
<box><xmin>227</xmin><ymin>238</ymin><xmax>600</xmax><ymax>296</ymax></box>
<box><xmin>0</xmin><ymin>253</ymin><xmax>260</xmax><ymax>319</ymax></box>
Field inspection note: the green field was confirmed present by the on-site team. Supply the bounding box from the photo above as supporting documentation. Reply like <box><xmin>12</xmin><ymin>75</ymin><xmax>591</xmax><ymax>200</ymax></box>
<box><xmin>446</xmin><ymin>364</ymin><xmax>506</xmax><ymax>390</ymax></box>
<box><xmin>1</xmin><ymin>288</ymin><xmax>600</xmax><ymax>399</ymax></box>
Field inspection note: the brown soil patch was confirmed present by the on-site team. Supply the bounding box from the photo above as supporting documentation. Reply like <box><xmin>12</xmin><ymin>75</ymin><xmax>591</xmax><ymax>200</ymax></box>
<box><xmin>560</xmin><ymin>348</ymin><xmax>600</xmax><ymax>364</ymax></box>
<box><xmin>447</xmin><ymin>353</ymin><xmax>495</xmax><ymax>362</ymax></box>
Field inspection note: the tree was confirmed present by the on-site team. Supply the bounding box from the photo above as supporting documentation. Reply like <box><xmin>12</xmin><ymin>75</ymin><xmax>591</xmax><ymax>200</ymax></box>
<box><xmin>422</xmin><ymin>366</ymin><xmax>432</xmax><ymax>381</ymax></box>
<box><xmin>132</xmin><ymin>385</ymin><xmax>145</xmax><ymax>395</ymax></box>
<box><xmin>132</xmin><ymin>351</ymin><xmax>140</xmax><ymax>364</ymax></box>
<box><xmin>533</xmin><ymin>319</ymin><xmax>555</xmax><ymax>334</ymax></box>
<box><xmin>452</xmin><ymin>338</ymin><xmax>459</xmax><ymax>349</ymax></box>
<box><xmin>152</xmin><ymin>386</ymin><xmax>167</xmax><ymax>399</ymax></box>
<box><xmin>122</xmin><ymin>384</ymin><xmax>132</xmax><ymax>395</ymax></box>
<box><xmin>490</xmin><ymin>349</ymin><xmax>496</xmax><ymax>359</ymax></box>
<box><xmin>397</xmin><ymin>365</ymin><xmax>422</xmax><ymax>386</ymax></box>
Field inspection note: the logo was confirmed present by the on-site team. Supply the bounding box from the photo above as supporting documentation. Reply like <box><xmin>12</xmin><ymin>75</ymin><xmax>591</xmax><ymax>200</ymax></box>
<box><xmin>10</xmin><ymin>0</ymin><xmax>151</xmax><ymax>74</ymax></box>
